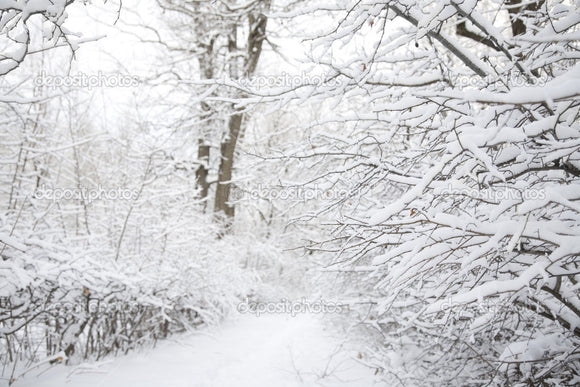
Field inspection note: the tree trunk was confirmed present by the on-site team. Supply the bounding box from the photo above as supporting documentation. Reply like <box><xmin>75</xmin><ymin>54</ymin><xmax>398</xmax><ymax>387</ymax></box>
<box><xmin>213</xmin><ymin>4</ymin><xmax>269</xmax><ymax>226</ymax></box>
<box><xmin>196</xmin><ymin>34</ymin><xmax>215</xmax><ymax>208</ymax></box>
<box><xmin>214</xmin><ymin>112</ymin><xmax>243</xmax><ymax>219</ymax></box>
<box><xmin>196</xmin><ymin>138</ymin><xmax>210</xmax><ymax>206</ymax></box>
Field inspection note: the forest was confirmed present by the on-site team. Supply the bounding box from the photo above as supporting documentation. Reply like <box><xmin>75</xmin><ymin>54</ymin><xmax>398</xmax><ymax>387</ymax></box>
<box><xmin>1</xmin><ymin>0</ymin><xmax>579</xmax><ymax>386</ymax></box>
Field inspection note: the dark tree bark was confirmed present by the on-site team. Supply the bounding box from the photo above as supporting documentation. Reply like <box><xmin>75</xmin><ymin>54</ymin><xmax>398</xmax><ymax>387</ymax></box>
<box><xmin>196</xmin><ymin>138</ymin><xmax>210</xmax><ymax>205</ymax></box>
<box><xmin>214</xmin><ymin>112</ymin><xmax>243</xmax><ymax>219</ymax></box>
<box><xmin>505</xmin><ymin>0</ymin><xmax>544</xmax><ymax>36</ymax></box>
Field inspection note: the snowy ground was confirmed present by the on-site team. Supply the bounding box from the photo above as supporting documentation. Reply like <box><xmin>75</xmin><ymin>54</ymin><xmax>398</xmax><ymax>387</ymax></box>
<box><xmin>12</xmin><ymin>314</ymin><xmax>380</xmax><ymax>387</ymax></box>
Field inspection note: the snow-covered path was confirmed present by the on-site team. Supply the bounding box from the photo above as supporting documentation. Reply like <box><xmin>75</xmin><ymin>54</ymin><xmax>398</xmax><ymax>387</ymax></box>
<box><xmin>16</xmin><ymin>314</ymin><xmax>380</xmax><ymax>387</ymax></box>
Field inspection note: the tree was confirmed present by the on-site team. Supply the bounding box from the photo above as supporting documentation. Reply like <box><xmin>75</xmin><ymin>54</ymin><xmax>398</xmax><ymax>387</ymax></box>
<box><xmin>213</xmin><ymin>1</ymin><xmax>270</xmax><ymax>221</ymax></box>
<box><xmin>0</xmin><ymin>1</ymin><xmax>270</xmax><ymax>377</ymax></box>
<box><xmin>153</xmin><ymin>0</ymin><xmax>270</xmax><ymax>227</ymax></box>
<box><xmin>0</xmin><ymin>1</ymin><xmax>100</xmax><ymax>75</ymax></box>
<box><xmin>263</xmin><ymin>0</ymin><xmax>580</xmax><ymax>384</ymax></box>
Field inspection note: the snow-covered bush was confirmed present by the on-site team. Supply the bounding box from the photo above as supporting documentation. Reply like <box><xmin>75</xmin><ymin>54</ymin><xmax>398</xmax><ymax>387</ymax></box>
<box><xmin>269</xmin><ymin>0</ymin><xmax>580</xmax><ymax>385</ymax></box>
<box><xmin>0</xmin><ymin>86</ymin><xmax>261</xmax><ymax>384</ymax></box>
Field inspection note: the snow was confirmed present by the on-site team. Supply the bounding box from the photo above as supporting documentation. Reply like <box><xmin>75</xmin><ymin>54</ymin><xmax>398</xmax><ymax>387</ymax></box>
<box><xmin>425</xmin><ymin>261</ymin><xmax>550</xmax><ymax>314</ymax></box>
<box><xmin>1</xmin><ymin>0</ymin><xmax>579</xmax><ymax>385</ymax></box>
<box><xmin>0</xmin><ymin>233</ymin><xmax>27</xmax><ymax>252</ymax></box>
<box><xmin>13</xmin><ymin>314</ymin><xmax>380</xmax><ymax>387</ymax></box>
<box><xmin>499</xmin><ymin>333</ymin><xmax>568</xmax><ymax>368</ymax></box>
<box><xmin>369</xmin><ymin>151</ymin><xmax>459</xmax><ymax>225</ymax></box>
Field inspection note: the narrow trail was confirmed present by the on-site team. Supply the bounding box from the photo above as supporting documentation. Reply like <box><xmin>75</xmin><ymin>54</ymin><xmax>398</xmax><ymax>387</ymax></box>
<box><xmin>16</xmin><ymin>314</ymin><xmax>380</xmax><ymax>387</ymax></box>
